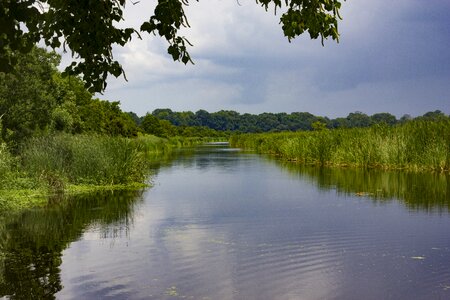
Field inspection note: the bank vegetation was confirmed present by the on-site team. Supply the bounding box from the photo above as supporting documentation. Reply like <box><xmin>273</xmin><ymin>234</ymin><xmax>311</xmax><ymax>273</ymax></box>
<box><xmin>231</xmin><ymin>120</ymin><xmax>450</xmax><ymax>172</ymax></box>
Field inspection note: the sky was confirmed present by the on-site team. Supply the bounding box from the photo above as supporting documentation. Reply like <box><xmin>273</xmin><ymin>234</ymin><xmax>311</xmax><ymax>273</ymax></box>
<box><xmin>71</xmin><ymin>0</ymin><xmax>450</xmax><ymax>118</ymax></box>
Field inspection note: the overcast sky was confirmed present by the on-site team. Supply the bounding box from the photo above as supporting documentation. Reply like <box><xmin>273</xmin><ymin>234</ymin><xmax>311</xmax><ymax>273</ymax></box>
<box><xmin>82</xmin><ymin>0</ymin><xmax>450</xmax><ymax>118</ymax></box>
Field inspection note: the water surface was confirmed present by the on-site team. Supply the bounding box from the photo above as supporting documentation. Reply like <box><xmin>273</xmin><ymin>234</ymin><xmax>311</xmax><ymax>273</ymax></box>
<box><xmin>1</xmin><ymin>144</ymin><xmax>450</xmax><ymax>299</ymax></box>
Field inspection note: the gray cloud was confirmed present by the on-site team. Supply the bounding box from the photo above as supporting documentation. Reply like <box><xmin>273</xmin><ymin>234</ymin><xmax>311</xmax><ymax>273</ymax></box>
<box><xmin>97</xmin><ymin>0</ymin><xmax>450</xmax><ymax>118</ymax></box>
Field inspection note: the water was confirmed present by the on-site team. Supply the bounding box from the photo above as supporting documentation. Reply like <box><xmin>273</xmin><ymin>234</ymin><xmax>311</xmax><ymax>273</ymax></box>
<box><xmin>1</xmin><ymin>144</ymin><xmax>450</xmax><ymax>299</ymax></box>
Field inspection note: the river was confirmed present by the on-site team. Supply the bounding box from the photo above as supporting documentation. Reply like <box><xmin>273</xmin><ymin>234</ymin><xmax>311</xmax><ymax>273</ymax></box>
<box><xmin>1</xmin><ymin>143</ymin><xmax>450</xmax><ymax>299</ymax></box>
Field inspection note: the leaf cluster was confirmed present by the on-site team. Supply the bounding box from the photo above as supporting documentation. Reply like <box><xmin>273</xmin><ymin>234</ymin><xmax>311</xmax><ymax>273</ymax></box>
<box><xmin>0</xmin><ymin>47</ymin><xmax>140</xmax><ymax>147</ymax></box>
<box><xmin>1</xmin><ymin>0</ymin><xmax>343</xmax><ymax>93</ymax></box>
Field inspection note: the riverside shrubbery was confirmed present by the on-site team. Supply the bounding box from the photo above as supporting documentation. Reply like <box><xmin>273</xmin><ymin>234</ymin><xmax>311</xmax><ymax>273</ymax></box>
<box><xmin>230</xmin><ymin>120</ymin><xmax>450</xmax><ymax>172</ymax></box>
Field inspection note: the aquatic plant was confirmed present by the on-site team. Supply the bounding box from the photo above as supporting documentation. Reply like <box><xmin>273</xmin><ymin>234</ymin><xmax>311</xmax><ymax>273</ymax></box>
<box><xmin>20</xmin><ymin>134</ymin><xmax>149</xmax><ymax>185</ymax></box>
<box><xmin>231</xmin><ymin>120</ymin><xmax>450</xmax><ymax>172</ymax></box>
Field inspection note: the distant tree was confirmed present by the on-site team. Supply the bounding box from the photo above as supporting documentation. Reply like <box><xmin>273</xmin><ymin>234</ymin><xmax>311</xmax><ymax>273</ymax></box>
<box><xmin>257</xmin><ymin>113</ymin><xmax>280</xmax><ymax>132</ymax></box>
<box><xmin>239</xmin><ymin>113</ymin><xmax>260</xmax><ymax>133</ymax></box>
<box><xmin>152</xmin><ymin>108</ymin><xmax>174</xmax><ymax>120</ymax></box>
<box><xmin>141</xmin><ymin>114</ymin><xmax>162</xmax><ymax>136</ymax></box>
<box><xmin>141</xmin><ymin>113</ymin><xmax>176</xmax><ymax>137</ymax></box>
<box><xmin>330</xmin><ymin>117</ymin><xmax>348</xmax><ymax>128</ymax></box>
<box><xmin>399</xmin><ymin>114</ymin><xmax>412</xmax><ymax>124</ymax></box>
<box><xmin>371</xmin><ymin>113</ymin><xmax>397</xmax><ymax>126</ymax></box>
<box><xmin>288</xmin><ymin>112</ymin><xmax>318</xmax><ymax>130</ymax></box>
<box><xmin>127</xmin><ymin>111</ymin><xmax>142</xmax><ymax>126</ymax></box>
<box><xmin>214</xmin><ymin>110</ymin><xmax>241</xmax><ymax>131</ymax></box>
<box><xmin>1</xmin><ymin>0</ymin><xmax>344</xmax><ymax>92</ymax></box>
<box><xmin>79</xmin><ymin>100</ymin><xmax>139</xmax><ymax>137</ymax></box>
<box><xmin>346</xmin><ymin>112</ymin><xmax>372</xmax><ymax>128</ymax></box>
<box><xmin>195</xmin><ymin>110</ymin><xmax>212</xmax><ymax>128</ymax></box>
<box><xmin>312</xmin><ymin>120</ymin><xmax>328</xmax><ymax>131</ymax></box>
<box><xmin>419</xmin><ymin>110</ymin><xmax>448</xmax><ymax>121</ymax></box>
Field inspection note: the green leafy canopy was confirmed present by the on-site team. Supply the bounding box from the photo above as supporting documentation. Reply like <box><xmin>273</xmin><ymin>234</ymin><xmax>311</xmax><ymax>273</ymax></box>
<box><xmin>0</xmin><ymin>0</ymin><xmax>344</xmax><ymax>93</ymax></box>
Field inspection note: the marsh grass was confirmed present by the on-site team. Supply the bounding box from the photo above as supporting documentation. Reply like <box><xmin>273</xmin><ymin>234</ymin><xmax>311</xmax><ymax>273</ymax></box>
<box><xmin>20</xmin><ymin>134</ymin><xmax>149</xmax><ymax>185</ymax></box>
<box><xmin>231</xmin><ymin>120</ymin><xmax>450</xmax><ymax>172</ymax></box>
<box><xmin>0</xmin><ymin>133</ymin><xmax>222</xmax><ymax>211</ymax></box>
<box><xmin>0</xmin><ymin>143</ymin><xmax>13</xmax><ymax>187</ymax></box>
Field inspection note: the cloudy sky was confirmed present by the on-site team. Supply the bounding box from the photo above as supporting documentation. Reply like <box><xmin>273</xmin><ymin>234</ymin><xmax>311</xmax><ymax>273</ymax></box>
<box><xmin>86</xmin><ymin>0</ymin><xmax>449</xmax><ymax>118</ymax></box>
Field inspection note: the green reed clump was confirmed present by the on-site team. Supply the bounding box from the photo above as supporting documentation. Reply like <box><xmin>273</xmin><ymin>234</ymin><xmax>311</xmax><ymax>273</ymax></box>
<box><xmin>231</xmin><ymin>120</ymin><xmax>450</xmax><ymax>171</ymax></box>
<box><xmin>0</xmin><ymin>142</ymin><xmax>14</xmax><ymax>188</ymax></box>
<box><xmin>133</xmin><ymin>135</ymin><xmax>172</xmax><ymax>155</ymax></box>
<box><xmin>20</xmin><ymin>134</ymin><xmax>148</xmax><ymax>185</ymax></box>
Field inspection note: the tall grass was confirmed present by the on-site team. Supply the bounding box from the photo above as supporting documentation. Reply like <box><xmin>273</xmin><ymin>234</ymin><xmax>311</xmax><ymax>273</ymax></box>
<box><xmin>18</xmin><ymin>134</ymin><xmax>217</xmax><ymax>188</ymax></box>
<box><xmin>20</xmin><ymin>134</ymin><xmax>148</xmax><ymax>186</ymax></box>
<box><xmin>0</xmin><ymin>142</ymin><xmax>14</xmax><ymax>188</ymax></box>
<box><xmin>2</xmin><ymin>133</ymin><xmax>212</xmax><ymax>210</ymax></box>
<box><xmin>230</xmin><ymin>120</ymin><xmax>450</xmax><ymax>172</ymax></box>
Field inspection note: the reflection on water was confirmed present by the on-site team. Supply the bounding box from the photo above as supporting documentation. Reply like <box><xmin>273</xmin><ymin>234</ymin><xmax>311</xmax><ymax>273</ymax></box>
<box><xmin>0</xmin><ymin>190</ymin><xmax>143</xmax><ymax>299</ymax></box>
<box><xmin>275</xmin><ymin>160</ymin><xmax>450</xmax><ymax>212</ymax></box>
<box><xmin>1</xmin><ymin>145</ymin><xmax>450</xmax><ymax>299</ymax></box>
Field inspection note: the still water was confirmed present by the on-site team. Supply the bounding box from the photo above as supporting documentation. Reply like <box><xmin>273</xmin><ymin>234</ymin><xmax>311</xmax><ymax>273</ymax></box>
<box><xmin>1</xmin><ymin>144</ymin><xmax>450</xmax><ymax>299</ymax></box>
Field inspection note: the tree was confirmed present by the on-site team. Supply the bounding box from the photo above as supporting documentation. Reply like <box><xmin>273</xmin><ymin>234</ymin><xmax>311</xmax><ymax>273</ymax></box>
<box><xmin>346</xmin><ymin>112</ymin><xmax>372</xmax><ymax>128</ymax></box>
<box><xmin>399</xmin><ymin>114</ymin><xmax>412</xmax><ymax>124</ymax></box>
<box><xmin>1</xmin><ymin>0</ymin><xmax>344</xmax><ymax>92</ymax></box>
<box><xmin>0</xmin><ymin>46</ymin><xmax>139</xmax><ymax>142</ymax></box>
<box><xmin>79</xmin><ymin>99</ymin><xmax>139</xmax><ymax>137</ymax></box>
<box><xmin>371</xmin><ymin>113</ymin><xmax>397</xmax><ymax>126</ymax></box>
<box><xmin>141</xmin><ymin>116</ymin><xmax>177</xmax><ymax>137</ymax></box>
<box><xmin>0</xmin><ymin>47</ymin><xmax>60</xmax><ymax>143</ymax></box>
<box><xmin>419</xmin><ymin>110</ymin><xmax>448</xmax><ymax>121</ymax></box>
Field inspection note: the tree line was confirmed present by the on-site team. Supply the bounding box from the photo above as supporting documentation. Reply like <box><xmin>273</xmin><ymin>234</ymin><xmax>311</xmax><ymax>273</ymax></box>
<box><xmin>1</xmin><ymin>47</ymin><xmax>447</xmax><ymax>142</ymax></box>
<box><xmin>0</xmin><ymin>47</ymin><xmax>224</xmax><ymax>147</ymax></box>
<box><xmin>141</xmin><ymin>108</ymin><xmax>449</xmax><ymax>134</ymax></box>
<box><xmin>0</xmin><ymin>47</ymin><xmax>140</xmax><ymax>147</ymax></box>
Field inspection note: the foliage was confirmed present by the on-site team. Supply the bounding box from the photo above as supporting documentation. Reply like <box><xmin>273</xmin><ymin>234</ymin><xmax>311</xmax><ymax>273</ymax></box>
<box><xmin>0</xmin><ymin>132</ymin><xmax>214</xmax><ymax>212</ymax></box>
<box><xmin>0</xmin><ymin>189</ymin><xmax>143</xmax><ymax>296</ymax></box>
<box><xmin>78</xmin><ymin>99</ymin><xmax>140</xmax><ymax>137</ymax></box>
<box><xmin>1</xmin><ymin>0</ymin><xmax>344</xmax><ymax>92</ymax></box>
<box><xmin>0</xmin><ymin>142</ymin><xmax>14</xmax><ymax>187</ymax></box>
<box><xmin>140</xmin><ymin>112</ymin><xmax>224</xmax><ymax>138</ymax></box>
<box><xmin>146</xmin><ymin>108</ymin><xmax>450</xmax><ymax>134</ymax></box>
<box><xmin>0</xmin><ymin>47</ymin><xmax>59</xmax><ymax>144</ymax></box>
<box><xmin>0</xmin><ymin>46</ymin><xmax>140</xmax><ymax>144</ymax></box>
<box><xmin>230</xmin><ymin>119</ymin><xmax>450</xmax><ymax>172</ymax></box>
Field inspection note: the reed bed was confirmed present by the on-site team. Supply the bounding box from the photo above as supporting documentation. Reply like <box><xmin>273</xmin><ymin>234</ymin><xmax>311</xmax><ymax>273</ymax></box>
<box><xmin>230</xmin><ymin>120</ymin><xmax>450</xmax><ymax>172</ymax></box>
<box><xmin>3</xmin><ymin>134</ymin><xmax>219</xmax><ymax>190</ymax></box>
<box><xmin>20</xmin><ymin>134</ymin><xmax>149</xmax><ymax>186</ymax></box>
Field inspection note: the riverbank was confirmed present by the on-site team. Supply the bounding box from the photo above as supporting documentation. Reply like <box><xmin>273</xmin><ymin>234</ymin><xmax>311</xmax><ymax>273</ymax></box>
<box><xmin>0</xmin><ymin>134</ymin><xmax>221</xmax><ymax>211</ymax></box>
<box><xmin>230</xmin><ymin>120</ymin><xmax>450</xmax><ymax>172</ymax></box>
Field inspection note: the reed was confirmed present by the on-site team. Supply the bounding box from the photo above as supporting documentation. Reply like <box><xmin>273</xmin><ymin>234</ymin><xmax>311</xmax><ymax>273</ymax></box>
<box><xmin>230</xmin><ymin>120</ymin><xmax>450</xmax><ymax>172</ymax></box>
<box><xmin>0</xmin><ymin>142</ymin><xmax>14</xmax><ymax>188</ymax></box>
<box><xmin>20</xmin><ymin>134</ymin><xmax>148</xmax><ymax>185</ymax></box>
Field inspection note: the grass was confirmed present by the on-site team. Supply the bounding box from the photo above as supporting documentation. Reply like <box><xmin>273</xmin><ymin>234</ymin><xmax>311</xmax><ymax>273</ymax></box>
<box><xmin>20</xmin><ymin>134</ymin><xmax>148</xmax><ymax>185</ymax></box>
<box><xmin>230</xmin><ymin>119</ymin><xmax>450</xmax><ymax>172</ymax></box>
<box><xmin>1</xmin><ymin>133</ymin><xmax>217</xmax><ymax>212</ymax></box>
